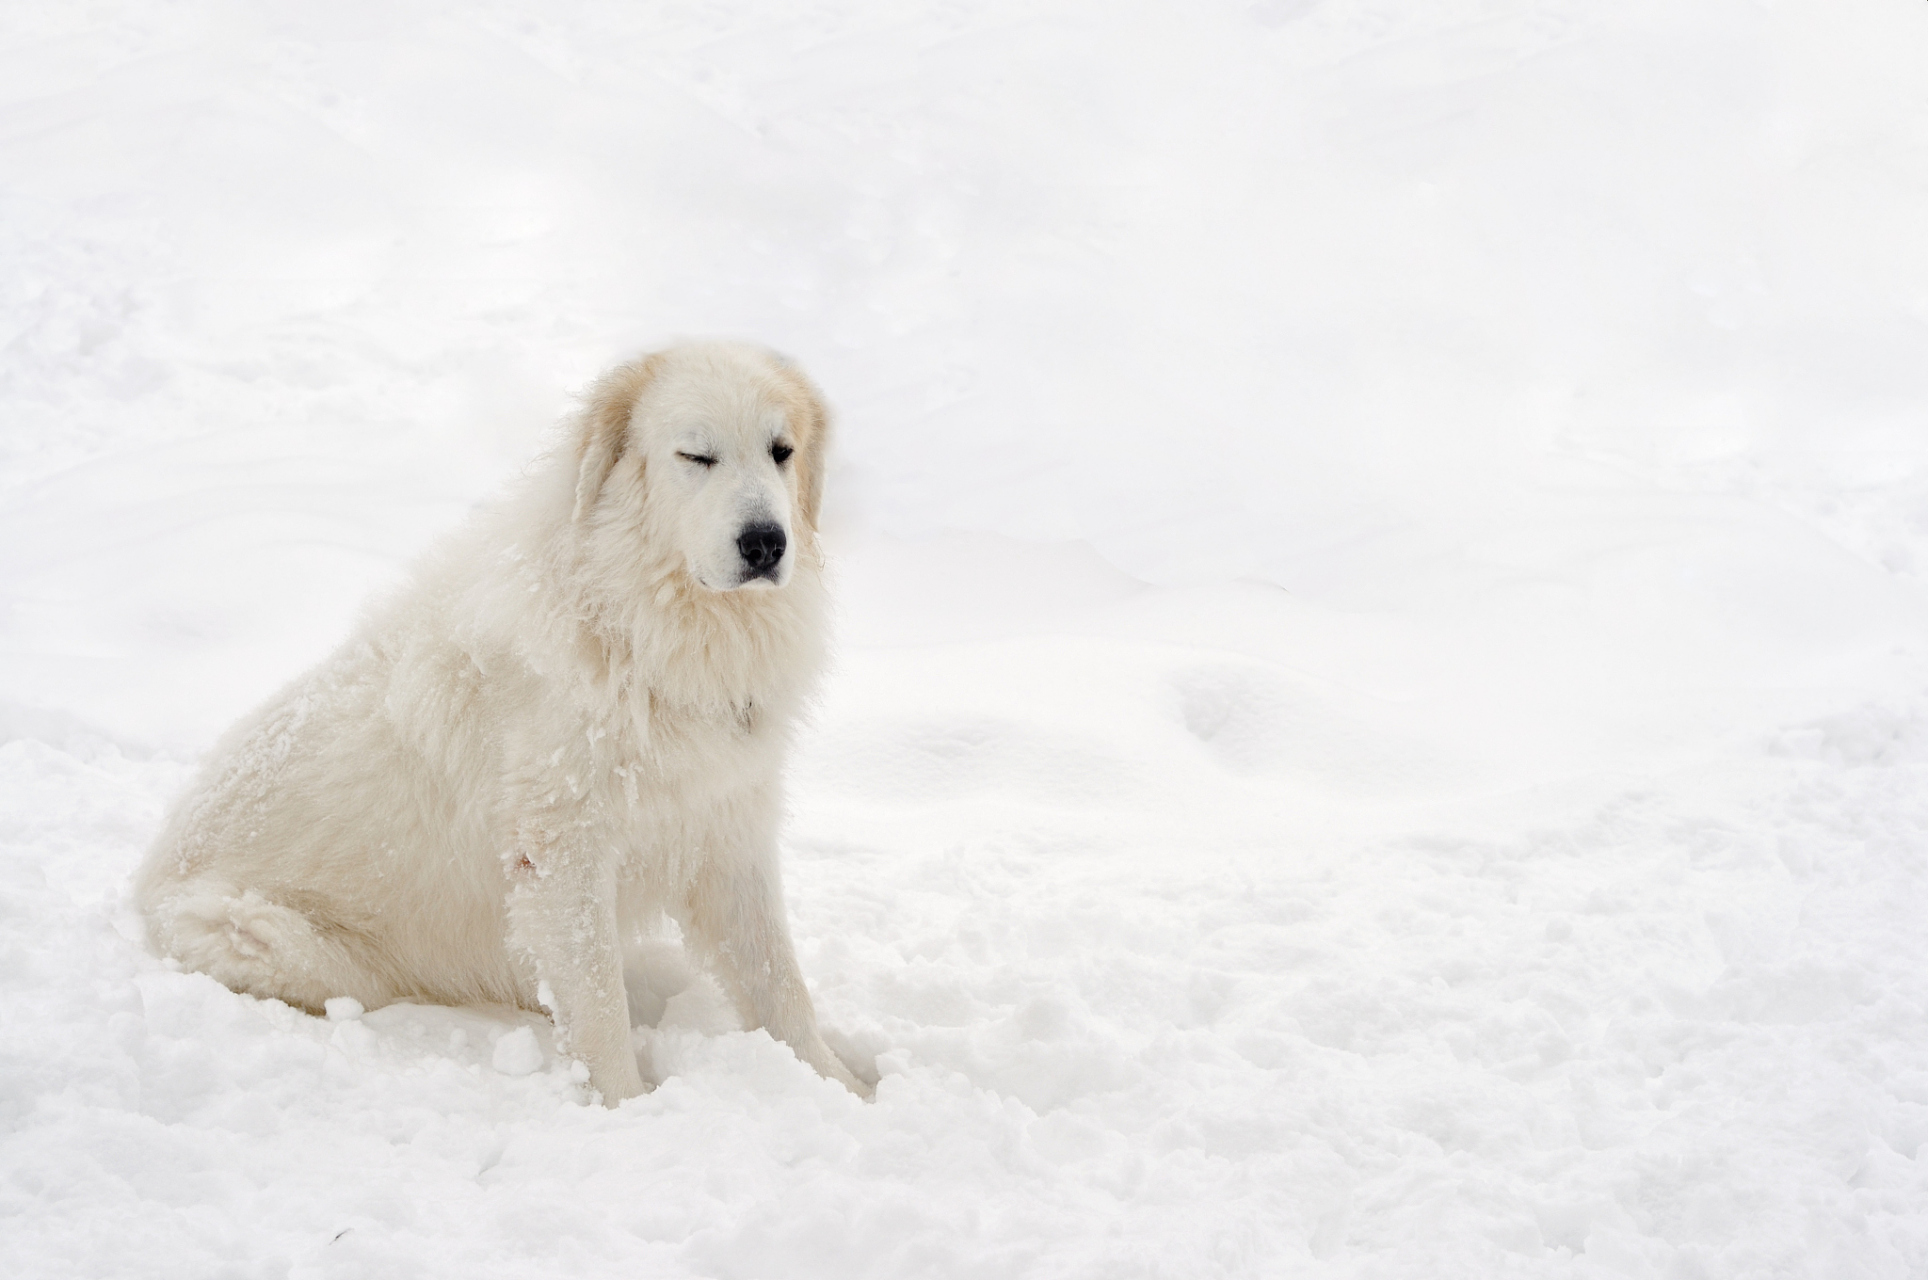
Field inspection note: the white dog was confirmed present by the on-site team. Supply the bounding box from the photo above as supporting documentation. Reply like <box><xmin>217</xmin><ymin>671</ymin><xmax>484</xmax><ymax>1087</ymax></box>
<box><xmin>135</xmin><ymin>341</ymin><xmax>866</xmax><ymax>1103</ymax></box>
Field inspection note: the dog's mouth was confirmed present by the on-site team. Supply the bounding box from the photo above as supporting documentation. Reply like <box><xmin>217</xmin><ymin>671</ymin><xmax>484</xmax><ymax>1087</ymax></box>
<box><xmin>686</xmin><ymin>564</ymin><xmax>786</xmax><ymax>592</ymax></box>
<box><xmin>686</xmin><ymin>521</ymin><xmax>792</xmax><ymax>592</ymax></box>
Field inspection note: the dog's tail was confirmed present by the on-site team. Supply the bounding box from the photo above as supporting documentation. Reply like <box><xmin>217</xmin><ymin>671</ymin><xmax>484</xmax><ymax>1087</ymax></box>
<box><xmin>146</xmin><ymin>878</ymin><xmax>388</xmax><ymax>1014</ymax></box>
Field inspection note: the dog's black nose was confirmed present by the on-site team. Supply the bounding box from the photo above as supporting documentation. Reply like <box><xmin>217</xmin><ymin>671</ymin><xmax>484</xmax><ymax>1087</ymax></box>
<box><xmin>737</xmin><ymin>522</ymin><xmax>787</xmax><ymax>571</ymax></box>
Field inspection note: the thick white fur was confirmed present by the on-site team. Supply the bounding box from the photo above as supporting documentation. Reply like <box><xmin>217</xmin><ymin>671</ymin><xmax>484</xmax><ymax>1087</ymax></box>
<box><xmin>135</xmin><ymin>342</ymin><xmax>864</xmax><ymax>1103</ymax></box>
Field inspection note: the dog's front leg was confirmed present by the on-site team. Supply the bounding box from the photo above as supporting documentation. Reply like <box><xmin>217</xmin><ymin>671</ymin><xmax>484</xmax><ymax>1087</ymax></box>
<box><xmin>505</xmin><ymin>831</ymin><xmax>646</xmax><ymax>1105</ymax></box>
<box><xmin>681</xmin><ymin>849</ymin><xmax>869</xmax><ymax>1098</ymax></box>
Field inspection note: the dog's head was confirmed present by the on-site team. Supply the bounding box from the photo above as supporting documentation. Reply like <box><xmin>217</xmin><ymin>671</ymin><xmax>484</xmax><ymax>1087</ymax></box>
<box><xmin>570</xmin><ymin>342</ymin><xmax>830</xmax><ymax>592</ymax></box>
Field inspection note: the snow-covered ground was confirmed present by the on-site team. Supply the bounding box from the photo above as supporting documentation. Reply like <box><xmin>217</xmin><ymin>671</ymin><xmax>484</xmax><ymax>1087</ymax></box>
<box><xmin>6</xmin><ymin>0</ymin><xmax>1928</xmax><ymax>1275</ymax></box>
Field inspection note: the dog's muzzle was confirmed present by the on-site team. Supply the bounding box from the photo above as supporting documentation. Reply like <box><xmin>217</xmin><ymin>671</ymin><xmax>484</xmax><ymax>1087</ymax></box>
<box><xmin>737</xmin><ymin>522</ymin><xmax>787</xmax><ymax>579</ymax></box>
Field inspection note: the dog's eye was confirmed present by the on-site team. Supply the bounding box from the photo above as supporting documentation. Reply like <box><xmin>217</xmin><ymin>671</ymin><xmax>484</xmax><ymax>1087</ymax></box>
<box><xmin>677</xmin><ymin>452</ymin><xmax>717</xmax><ymax>468</ymax></box>
<box><xmin>771</xmin><ymin>443</ymin><xmax>794</xmax><ymax>465</ymax></box>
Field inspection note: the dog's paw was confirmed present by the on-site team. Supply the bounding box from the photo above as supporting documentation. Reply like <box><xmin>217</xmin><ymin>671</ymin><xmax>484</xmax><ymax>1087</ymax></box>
<box><xmin>819</xmin><ymin>1027</ymin><xmax>884</xmax><ymax>1100</ymax></box>
<box><xmin>588</xmin><ymin>1060</ymin><xmax>651</xmax><ymax>1107</ymax></box>
<box><xmin>815</xmin><ymin>1046</ymin><xmax>875</xmax><ymax>1100</ymax></box>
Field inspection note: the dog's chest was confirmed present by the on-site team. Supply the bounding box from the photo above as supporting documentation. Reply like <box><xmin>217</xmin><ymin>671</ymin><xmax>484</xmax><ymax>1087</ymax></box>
<box><xmin>593</xmin><ymin>692</ymin><xmax>779</xmax><ymax>812</ymax></box>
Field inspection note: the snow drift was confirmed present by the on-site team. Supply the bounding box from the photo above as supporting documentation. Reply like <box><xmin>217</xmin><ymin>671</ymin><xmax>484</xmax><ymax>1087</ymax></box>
<box><xmin>4</xmin><ymin>0</ymin><xmax>1928</xmax><ymax>1275</ymax></box>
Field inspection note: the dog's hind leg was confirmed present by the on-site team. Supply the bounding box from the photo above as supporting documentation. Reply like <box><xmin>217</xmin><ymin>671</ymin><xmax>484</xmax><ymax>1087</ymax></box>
<box><xmin>147</xmin><ymin>877</ymin><xmax>390</xmax><ymax>1014</ymax></box>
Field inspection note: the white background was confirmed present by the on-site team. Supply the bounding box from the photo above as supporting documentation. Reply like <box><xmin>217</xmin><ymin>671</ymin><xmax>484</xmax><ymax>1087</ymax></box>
<box><xmin>4</xmin><ymin>2</ymin><xmax>1928</xmax><ymax>1276</ymax></box>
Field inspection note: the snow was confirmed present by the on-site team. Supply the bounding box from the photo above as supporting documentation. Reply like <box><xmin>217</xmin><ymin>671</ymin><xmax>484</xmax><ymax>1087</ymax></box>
<box><xmin>323</xmin><ymin>998</ymin><xmax>364</xmax><ymax>1023</ymax></box>
<box><xmin>5</xmin><ymin>0</ymin><xmax>1928</xmax><ymax>1275</ymax></box>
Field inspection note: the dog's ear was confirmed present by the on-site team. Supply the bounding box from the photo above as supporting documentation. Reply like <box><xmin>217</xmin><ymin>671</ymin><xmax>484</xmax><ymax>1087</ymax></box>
<box><xmin>573</xmin><ymin>355</ymin><xmax>659</xmax><ymax>522</ymax></box>
<box><xmin>775</xmin><ymin>362</ymin><xmax>832</xmax><ymax>534</ymax></box>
